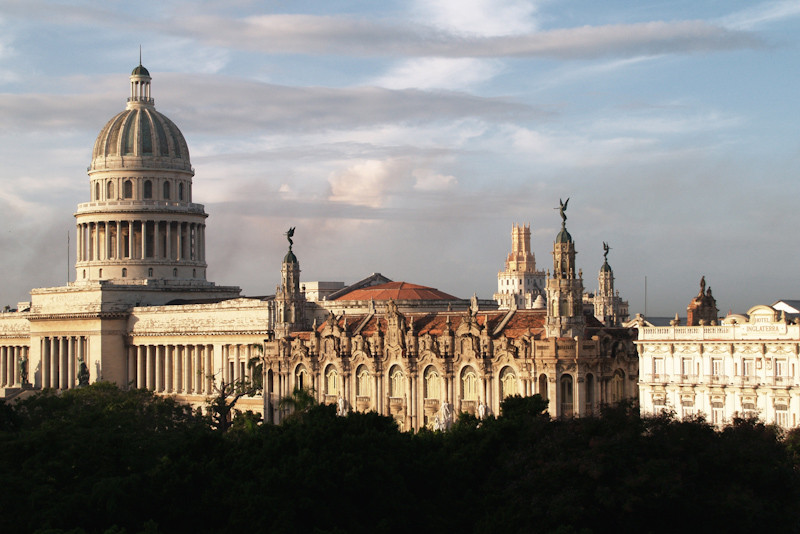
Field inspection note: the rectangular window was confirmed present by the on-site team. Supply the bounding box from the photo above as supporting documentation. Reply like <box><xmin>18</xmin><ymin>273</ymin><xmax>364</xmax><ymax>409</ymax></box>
<box><xmin>743</xmin><ymin>359</ymin><xmax>754</xmax><ymax>376</ymax></box>
<box><xmin>653</xmin><ymin>357</ymin><xmax>664</xmax><ymax>377</ymax></box>
<box><xmin>712</xmin><ymin>359</ymin><xmax>722</xmax><ymax>377</ymax></box>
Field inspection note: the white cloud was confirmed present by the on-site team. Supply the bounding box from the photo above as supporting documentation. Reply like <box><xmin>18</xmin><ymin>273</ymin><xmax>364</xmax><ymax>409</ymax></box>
<box><xmin>720</xmin><ymin>1</ymin><xmax>800</xmax><ymax>30</ymax></box>
<box><xmin>413</xmin><ymin>168</ymin><xmax>457</xmax><ymax>191</ymax></box>
<box><xmin>372</xmin><ymin>57</ymin><xmax>503</xmax><ymax>90</ymax></box>
<box><xmin>328</xmin><ymin>159</ymin><xmax>401</xmax><ymax>208</ymax></box>
<box><xmin>410</xmin><ymin>0</ymin><xmax>541</xmax><ymax>36</ymax></box>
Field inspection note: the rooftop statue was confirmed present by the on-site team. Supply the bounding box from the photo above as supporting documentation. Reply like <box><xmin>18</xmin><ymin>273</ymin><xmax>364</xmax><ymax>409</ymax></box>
<box><xmin>556</xmin><ymin>197</ymin><xmax>569</xmax><ymax>224</ymax></box>
<box><xmin>285</xmin><ymin>227</ymin><xmax>295</xmax><ymax>249</ymax></box>
<box><xmin>603</xmin><ymin>241</ymin><xmax>610</xmax><ymax>261</ymax></box>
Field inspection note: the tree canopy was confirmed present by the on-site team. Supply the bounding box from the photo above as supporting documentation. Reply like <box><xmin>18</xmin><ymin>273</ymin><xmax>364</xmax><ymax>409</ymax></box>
<box><xmin>0</xmin><ymin>387</ymin><xmax>798</xmax><ymax>534</ymax></box>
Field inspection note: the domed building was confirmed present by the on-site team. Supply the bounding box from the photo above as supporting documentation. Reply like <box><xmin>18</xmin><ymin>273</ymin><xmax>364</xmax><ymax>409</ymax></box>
<box><xmin>0</xmin><ymin>65</ymin><xmax>640</xmax><ymax>429</ymax></box>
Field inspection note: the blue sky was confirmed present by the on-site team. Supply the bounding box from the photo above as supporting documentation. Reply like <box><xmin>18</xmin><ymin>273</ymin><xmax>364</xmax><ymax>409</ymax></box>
<box><xmin>0</xmin><ymin>0</ymin><xmax>798</xmax><ymax>316</ymax></box>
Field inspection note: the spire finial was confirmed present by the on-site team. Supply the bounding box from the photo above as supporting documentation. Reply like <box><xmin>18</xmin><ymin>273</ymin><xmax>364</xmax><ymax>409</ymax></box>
<box><xmin>139</xmin><ymin>45</ymin><xmax>142</xmax><ymax>66</ymax></box>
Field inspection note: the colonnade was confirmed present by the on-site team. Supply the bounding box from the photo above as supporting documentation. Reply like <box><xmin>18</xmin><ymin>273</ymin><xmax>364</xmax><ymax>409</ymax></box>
<box><xmin>76</xmin><ymin>220</ymin><xmax>205</xmax><ymax>264</ymax></box>
<box><xmin>0</xmin><ymin>345</ymin><xmax>28</xmax><ymax>387</ymax></box>
<box><xmin>127</xmin><ymin>343</ymin><xmax>258</xmax><ymax>396</ymax></box>
<box><xmin>41</xmin><ymin>336</ymin><xmax>88</xmax><ymax>390</ymax></box>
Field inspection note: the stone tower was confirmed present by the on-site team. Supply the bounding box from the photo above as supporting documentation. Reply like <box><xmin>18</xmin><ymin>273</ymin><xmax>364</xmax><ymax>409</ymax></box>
<box><xmin>493</xmin><ymin>223</ymin><xmax>546</xmax><ymax>309</ymax></box>
<box><xmin>592</xmin><ymin>242</ymin><xmax>629</xmax><ymax>326</ymax></box>
<box><xmin>275</xmin><ymin>229</ymin><xmax>306</xmax><ymax>338</ymax></box>
<box><xmin>545</xmin><ymin>199</ymin><xmax>585</xmax><ymax>339</ymax></box>
<box><xmin>75</xmin><ymin>62</ymin><xmax>214</xmax><ymax>286</ymax></box>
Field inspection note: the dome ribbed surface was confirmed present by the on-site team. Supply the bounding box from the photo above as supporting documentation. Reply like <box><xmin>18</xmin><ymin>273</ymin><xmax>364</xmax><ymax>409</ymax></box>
<box><xmin>556</xmin><ymin>228</ymin><xmax>572</xmax><ymax>243</ymax></box>
<box><xmin>283</xmin><ymin>250</ymin><xmax>298</xmax><ymax>264</ymax></box>
<box><xmin>131</xmin><ymin>64</ymin><xmax>150</xmax><ymax>76</ymax></box>
<box><xmin>90</xmin><ymin>108</ymin><xmax>191</xmax><ymax>172</ymax></box>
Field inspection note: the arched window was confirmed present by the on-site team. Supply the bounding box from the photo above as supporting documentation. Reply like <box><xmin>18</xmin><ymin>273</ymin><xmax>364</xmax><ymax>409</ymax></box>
<box><xmin>192</xmin><ymin>268</ymin><xmax>196</xmax><ymax>278</ymax></box>
<box><xmin>611</xmin><ymin>370</ymin><xmax>625</xmax><ymax>403</ymax></box>
<box><xmin>173</xmin><ymin>268</ymin><xmax>177</xmax><ymax>277</ymax></box>
<box><xmin>94</xmin><ymin>182</ymin><xmax>100</xmax><ymax>200</ymax></box>
<box><xmin>356</xmin><ymin>365</ymin><xmax>370</xmax><ymax>396</ymax></box>
<box><xmin>163</xmin><ymin>181</ymin><xmax>170</xmax><ymax>199</ymax></box>
<box><xmin>123</xmin><ymin>180</ymin><xmax>133</xmax><ymax>199</ymax></box>
<box><xmin>122</xmin><ymin>268</ymin><xmax>127</xmax><ymax>277</ymax></box>
<box><xmin>538</xmin><ymin>374</ymin><xmax>548</xmax><ymax>401</ymax></box>
<box><xmin>143</xmin><ymin>180</ymin><xmax>152</xmax><ymax>199</ymax></box>
<box><xmin>179</xmin><ymin>182</ymin><xmax>184</xmax><ymax>201</ymax></box>
<box><xmin>296</xmin><ymin>364</ymin><xmax>309</xmax><ymax>391</ymax></box>
<box><xmin>325</xmin><ymin>366</ymin><xmax>339</xmax><ymax>396</ymax></box>
<box><xmin>499</xmin><ymin>367</ymin><xmax>517</xmax><ymax>399</ymax></box>
<box><xmin>461</xmin><ymin>366</ymin><xmax>479</xmax><ymax>401</ymax></box>
<box><xmin>98</xmin><ymin>268</ymin><xmax>103</xmax><ymax>278</ymax></box>
<box><xmin>424</xmin><ymin>366</ymin><xmax>441</xmax><ymax>399</ymax></box>
<box><xmin>148</xmin><ymin>268</ymin><xmax>153</xmax><ymax>277</ymax></box>
<box><xmin>560</xmin><ymin>375</ymin><xmax>574</xmax><ymax>416</ymax></box>
<box><xmin>107</xmin><ymin>181</ymin><xmax>114</xmax><ymax>199</ymax></box>
<box><xmin>389</xmin><ymin>366</ymin><xmax>404</xmax><ymax>398</ymax></box>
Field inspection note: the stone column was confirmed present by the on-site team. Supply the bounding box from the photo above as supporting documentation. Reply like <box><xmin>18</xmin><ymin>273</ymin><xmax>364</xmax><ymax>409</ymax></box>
<box><xmin>155</xmin><ymin>345</ymin><xmax>163</xmax><ymax>392</ymax></box>
<box><xmin>42</xmin><ymin>338</ymin><xmax>50</xmax><ymax>389</ymax></box>
<box><xmin>141</xmin><ymin>220</ymin><xmax>148</xmax><ymax>259</ymax></box>
<box><xmin>137</xmin><ymin>345</ymin><xmax>146</xmax><ymax>389</ymax></box>
<box><xmin>195</xmin><ymin>345</ymin><xmax>203</xmax><ymax>394</ymax></box>
<box><xmin>128</xmin><ymin>221</ymin><xmax>134</xmax><ymax>259</ymax></box>
<box><xmin>205</xmin><ymin>345</ymin><xmax>213</xmax><ymax>394</ymax></box>
<box><xmin>234</xmin><ymin>345</ymin><xmax>241</xmax><ymax>383</ymax></box>
<box><xmin>116</xmin><ymin>221</ymin><xmax>122</xmax><ymax>260</ymax></box>
<box><xmin>50</xmin><ymin>337</ymin><xmax>59</xmax><ymax>389</ymax></box>
<box><xmin>185</xmin><ymin>346</ymin><xmax>193</xmax><ymax>394</ymax></box>
<box><xmin>0</xmin><ymin>347</ymin><xmax>7</xmax><ymax>387</ymax></box>
<box><xmin>67</xmin><ymin>337</ymin><xmax>75</xmax><ymax>389</ymax></box>
<box><xmin>165</xmin><ymin>345</ymin><xmax>173</xmax><ymax>393</ymax></box>
<box><xmin>127</xmin><ymin>346</ymin><xmax>136</xmax><ymax>389</ymax></box>
<box><xmin>166</xmin><ymin>221</ymin><xmax>172</xmax><ymax>261</ymax></box>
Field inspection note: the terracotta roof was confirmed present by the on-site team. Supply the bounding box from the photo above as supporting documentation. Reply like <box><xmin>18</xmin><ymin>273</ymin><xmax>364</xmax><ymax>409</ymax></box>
<box><xmin>332</xmin><ymin>281</ymin><xmax>459</xmax><ymax>301</ymax></box>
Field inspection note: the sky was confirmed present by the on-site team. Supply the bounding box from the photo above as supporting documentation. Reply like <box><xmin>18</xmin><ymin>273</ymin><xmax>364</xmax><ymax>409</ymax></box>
<box><xmin>0</xmin><ymin>0</ymin><xmax>798</xmax><ymax>317</ymax></box>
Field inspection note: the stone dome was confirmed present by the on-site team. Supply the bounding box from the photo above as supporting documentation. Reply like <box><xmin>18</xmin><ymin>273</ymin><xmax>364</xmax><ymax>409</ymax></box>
<box><xmin>89</xmin><ymin>64</ymin><xmax>192</xmax><ymax>173</ymax></box>
<box><xmin>90</xmin><ymin>108</ymin><xmax>191</xmax><ymax>172</ymax></box>
<box><xmin>556</xmin><ymin>227</ymin><xmax>572</xmax><ymax>243</ymax></box>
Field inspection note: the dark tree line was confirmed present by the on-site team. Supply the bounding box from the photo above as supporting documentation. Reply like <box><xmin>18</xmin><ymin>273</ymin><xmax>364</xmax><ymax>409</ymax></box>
<box><xmin>1</xmin><ymin>383</ymin><xmax>799</xmax><ymax>534</ymax></box>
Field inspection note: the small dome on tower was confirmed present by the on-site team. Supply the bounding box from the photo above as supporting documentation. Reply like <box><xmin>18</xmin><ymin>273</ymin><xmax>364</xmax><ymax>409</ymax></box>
<box><xmin>600</xmin><ymin>260</ymin><xmax>612</xmax><ymax>273</ymax></box>
<box><xmin>131</xmin><ymin>64</ymin><xmax>150</xmax><ymax>76</ymax></box>
<box><xmin>283</xmin><ymin>250</ymin><xmax>298</xmax><ymax>264</ymax></box>
<box><xmin>556</xmin><ymin>228</ymin><xmax>572</xmax><ymax>243</ymax></box>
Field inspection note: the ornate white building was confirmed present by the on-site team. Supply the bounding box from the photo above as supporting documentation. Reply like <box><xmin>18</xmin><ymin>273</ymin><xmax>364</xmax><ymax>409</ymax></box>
<box><xmin>0</xmin><ymin>65</ymin><xmax>640</xmax><ymax>430</ymax></box>
<box><xmin>638</xmin><ymin>280</ymin><xmax>800</xmax><ymax>429</ymax></box>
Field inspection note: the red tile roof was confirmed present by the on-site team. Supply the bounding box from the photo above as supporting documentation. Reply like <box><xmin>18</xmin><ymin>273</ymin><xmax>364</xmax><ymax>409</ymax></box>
<box><xmin>332</xmin><ymin>281</ymin><xmax>459</xmax><ymax>301</ymax></box>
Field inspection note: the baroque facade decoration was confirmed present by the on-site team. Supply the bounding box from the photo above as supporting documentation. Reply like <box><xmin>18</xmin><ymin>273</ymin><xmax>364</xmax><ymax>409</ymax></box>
<box><xmin>0</xmin><ymin>65</ymin><xmax>640</xmax><ymax>431</ymax></box>
<box><xmin>638</xmin><ymin>279</ymin><xmax>800</xmax><ymax>429</ymax></box>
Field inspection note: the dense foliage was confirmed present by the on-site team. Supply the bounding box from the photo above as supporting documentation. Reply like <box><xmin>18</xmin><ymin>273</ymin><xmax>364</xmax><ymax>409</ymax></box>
<box><xmin>1</xmin><ymin>384</ymin><xmax>799</xmax><ymax>533</ymax></box>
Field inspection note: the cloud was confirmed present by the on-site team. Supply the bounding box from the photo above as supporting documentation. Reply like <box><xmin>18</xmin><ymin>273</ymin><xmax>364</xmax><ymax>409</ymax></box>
<box><xmin>372</xmin><ymin>57</ymin><xmax>503</xmax><ymax>90</ymax></box>
<box><xmin>410</xmin><ymin>0</ymin><xmax>541</xmax><ymax>36</ymax></box>
<box><xmin>413</xmin><ymin>168</ymin><xmax>457</xmax><ymax>191</ymax></box>
<box><xmin>327</xmin><ymin>159</ymin><xmax>402</xmax><ymax>208</ymax></box>
<box><xmin>168</xmin><ymin>15</ymin><xmax>760</xmax><ymax>60</ymax></box>
<box><xmin>721</xmin><ymin>1</ymin><xmax>800</xmax><ymax>30</ymax></box>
